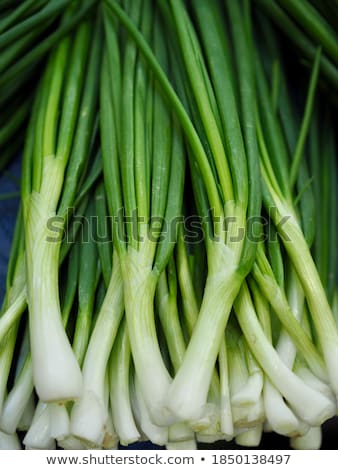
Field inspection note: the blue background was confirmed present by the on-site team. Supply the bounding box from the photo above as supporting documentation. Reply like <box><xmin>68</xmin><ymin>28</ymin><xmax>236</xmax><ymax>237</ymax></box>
<box><xmin>0</xmin><ymin>157</ymin><xmax>21</xmax><ymax>305</ymax></box>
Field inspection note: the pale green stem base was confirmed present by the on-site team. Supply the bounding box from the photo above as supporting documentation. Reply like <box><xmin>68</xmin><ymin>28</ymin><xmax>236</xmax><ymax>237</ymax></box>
<box><xmin>167</xmin><ymin>242</ymin><xmax>242</xmax><ymax>421</ymax></box>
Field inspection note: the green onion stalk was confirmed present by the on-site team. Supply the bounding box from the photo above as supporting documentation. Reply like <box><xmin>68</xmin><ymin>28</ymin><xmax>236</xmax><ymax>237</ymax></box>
<box><xmin>254</xmin><ymin>21</ymin><xmax>333</xmax><ymax>436</ymax></box>
<box><xmin>0</xmin><ymin>208</ymin><xmax>25</xmax><ymax>417</ymax></box>
<box><xmin>235</xmin><ymin>425</ymin><xmax>263</xmax><ymax>448</ymax></box>
<box><xmin>70</xmin><ymin>19</ymin><xmax>128</xmax><ymax>442</ymax></box>
<box><xmin>104</xmin><ymin>0</ymin><xmax>260</xmax><ymax>424</ymax></box>
<box><xmin>168</xmin><ymin>39</ymin><xmax>227</xmax><ymax>438</ymax></box>
<box><xmin>43</xmin><ymin>180</ymin><xmax>106</xmax><ymax>445</ymax></box>
<box><xmin>161</xmin><ymin>0</ymin><xmax>260</xmax><ymax>422</ymax></box>
<box><xmin>68</xmin><ymin>13</ymin><xmax>127</xmax><ymax>448</ymax></box>
<box><xmin>251</xmin><ymin>23</ymin><xmax>338</xmax><ymax>402</ymax></box>
<box><xmin>23</xmin><ymin>402</ymin><xmax>56</xmax><ymax>450</ymax></box>
<box><xmin>234</xmin><ymin>282</ymin><xmax>335</xmax><ymax>427</ymax></box>
<box><xmin>0</xmin><ymin>138</ymin><xmax>102</xmax><ymax>354</ymax></box>
<box><xmin>251</xmin><ymin>243</ymin><xmax>326</xmax><ymax>380</ymax></box>
<box><xmin>109</xmin><ymin>319</ymin><xmax>141</xmax><ymax>446</ymax></box>
<box><xmin>293</xmin><ymin>340</ymin><xmax>335</xmax><ymax>407</ymax></box>
<box><xmin>248</xmin><ymin>275</ymin><xmax>308</xmax><ymax>437</ymax></box>
<box><xmin>69</xmin><ymin>181</ymin><xmax>120</xmax><ymax>445</ymax></box>
<box><xmin>175</xmin><ymin>226</ymin><xmax>227</xmax><ymax>441</ymax></box>
<box><xmin>254</xmin><ymin>30</ymin><xmax>315</xmax><ymax>353</ymax></box>
<box><xmin>0</xmin><ymin>353</ymin><xmax>33</xmax><ymax>435</ymax></box>
<box><xmin>72</xmin><ymin>198</ymin><xmax>100</xmax><ymax>366</ymax></box>
<box><xmin>2</xmin><ymin>210</ymin><xmax>98</xmax><ymax>444</ymax></box>
<box><xmin>0</xmin><ymin>238</ymin><xmax>80</xmax><ymax>436</ymax></box>
<box><xmin>232</xmin><ymin>342</ymin><xmax>264</xmax><ymax>425</ymax></box>
<box><xmin>0</xmin><ymin>219</ymin><xmax>26</xmax><ymax>348</ymax></box>
<box><xmin>20</xmin><ymin>193</ymin><xmax>112</xmax><ymax>448</ymax></box>
<box><xmin>155</xmin><ymin>257</ymin><xmax>196</xmax><ymax>448</ymax></box>
<box><xmin>70</xmin><ymin>250</ymin><xmax>124</xmax><ymax>447</ymax></box>
<box><xmin>16</xmin><ymin>394</ymin><xmax>35</xmax><ymax>433</ymax></box>
<box><xmin>102</xmin><ymin>0</ymin><xmax>185</xmax><ymax>426</ymax></box>
<box><xmin>0</xmin><ymin>151</ymin><xmax>98</xmax><ymax>348</ymax></box>
<box><xmin>230</xmin><ymin>0</ymin><xmax>336</xmax><ymax>428</ymax></box>
<box><xmin>226</xmin><ymin>321</ymin><xmax>262</xmax><ymax>429</ymax></box>
<box><xmin>131</xmin><ymin>370</ymin><xmax>169</xmax><ymax>445</ymax></box>
<box><xmin>49</xmin><ymin>202</ymin><xmax>102</xmax><ymax>448</ymax></box>
<box><xmin>21</xmin><ymin>11</ymin><xmax>101</xmax><ymax>404</ymax></box>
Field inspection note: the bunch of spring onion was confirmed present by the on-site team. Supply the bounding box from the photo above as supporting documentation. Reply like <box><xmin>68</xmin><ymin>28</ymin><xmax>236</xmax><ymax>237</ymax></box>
<box><xmin>0</xmin><ymin>0</ymin><xmax>337</xmax><ymax>451</ymax></box>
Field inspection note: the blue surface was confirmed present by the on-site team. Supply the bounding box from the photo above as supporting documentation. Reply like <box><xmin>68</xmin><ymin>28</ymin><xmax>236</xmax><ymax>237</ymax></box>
<box><xmin>0</xmin><ymin>156</ymin><xmax>21</xmax><ymax>306</ymax></box>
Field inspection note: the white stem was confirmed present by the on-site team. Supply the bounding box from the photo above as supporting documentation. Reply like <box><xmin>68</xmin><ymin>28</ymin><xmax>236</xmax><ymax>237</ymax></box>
<box><xmin>290</xmin><ymin>426</ymin><xmax>322</xmax><ymax>450</ymax></box>
<box><xmin>70</xmin><ymin>254</ymin><xmax>124</xmax><ymax>446</ymax></box>
<box><xmin>294</xmin><ymin>365</ymin><xmax>335</xmax><ymax>402</ymax></box>
<box><xmin>0</xmin><ymin>431</ymin><xmax>22</xmax><ymax>450</ymax></box>
<box><xmin>219</xmin><ymin>340</ymin><xmax>234</xmax><ymax>439</ymax></box>
<box><xmin>189</xmin><ymin>402</ymin><xmax>220</xmax><ymax>433</ymax></box>
<box><xmin>190</xmin><ymin>393</ymin><xmax>223</xmax><ymax>439</ymax></box>
<box><xmin>70</xmin><ymin>390</ymin><xmax>107</xmax><ymax>448</ymax></box>
<box><xmin>18</xmin><ymin>393</ymin><xmax>35</xmax><ymax>431</ymax></box>
<box><xmin>235</xmin><ymin>283</ymin><xmax>336</xmax><ymax>426</ymax></box>
<box><xmin>229</xmin><ymin>340</ymin><xmax>249</xmax><ymax>406</ymax></box>
<box><xmin>246</xmin><ymin>397</ymin><xmax>265</xmax><ymax>424</ymax></box>
<box><xmin>102</xmin><ymin>409</ymin><xmax>118</xmax><ymax>450</ymax></box>
<box><xmin>235</xmin><ymin>424</ymin><xmax>263</xmax><ymax>447</ymax></box>
<box><xmin>121</xmin><ymin>246</ymin><xmax>173</xmax><ymax>426</ymax></box>
<box><xmin>220</xmin><ymin>395</ymin><xmax>233</xmax><ymax>440</ymax></box>
<box><xmin>0</xmin><ymin>324</ymin><xmax>19</xmax><ymax>415</ymax></box>
<box><xmin>0</xmin><ymin>249</ymin><xmax>26</xmax><ymax>342</ymax></box>
<box><xmin>168</xmin><ymin>422</ymin><xmax>194</xmax><ymax>443</ymax></box>
<box><xmin>273</xmin><ymin>200</ymin><xmax>338</xmax><ymax>398</ymax></box>
<box><xmin>0</xmin><ymin>356</ymin><xmax>33</xmax><ymax>434</ymax></box>
<box><xmin>263</xmin><ymin>379</ymin><xmax>301</xmax><ymax>436</ymax></box>
<box><xmin>253</xmin><ymin>263</ymin><xmax>326</xmax><ymax>380</ymax></box>
<box><xmin>25</xmin><ymin>188</ymin><xmax>82</xmax><ymax>402</ymax></box>
<box><xmin>23</xmin><ymin>401</ymin><xmax>55</xmax><ymax>449</ymax></box>
<box><xmin>232</xmin><ymin>373</ymin><xmax>263</xmax><ymax>407</ymax></box>
<box><xmin>245</xmin><ymin>348</ymin><xmax>264</xmax><ymax>400</ymax></box>
<box><xmin>49</xmin><ymin>403</ymin><xmax>69</xmax><ymax>440</ymax></box>
<box><xmin>110</xmin><ymin>321</ymin><xmax>140</xmax><ymax>446</ymax></box>
<box><xmin>167</xmin><ymin>242</ymin><xmax>241</xmax><ymax>421</ymax></box>
<box><xmin>133</xmin><ymin>373</ymin><xmax>168</xmax><ymax>446</ymax></box>
<box><xmin>276</xmin><ymin>267</ymin><xmax>304</xmax><ymax>368</ymax></box>
<box><xmin>232</xmin><ymin>398</ymin><xmax>264</xmax><ymax>429</ymax></box>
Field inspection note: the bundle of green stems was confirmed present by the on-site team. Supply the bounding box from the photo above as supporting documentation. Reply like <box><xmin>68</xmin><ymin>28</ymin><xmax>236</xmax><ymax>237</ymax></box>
<box><xmin>0</xmin><ymin>0</ymin><xmax>337</xmax><ymax>450</ymax></box>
